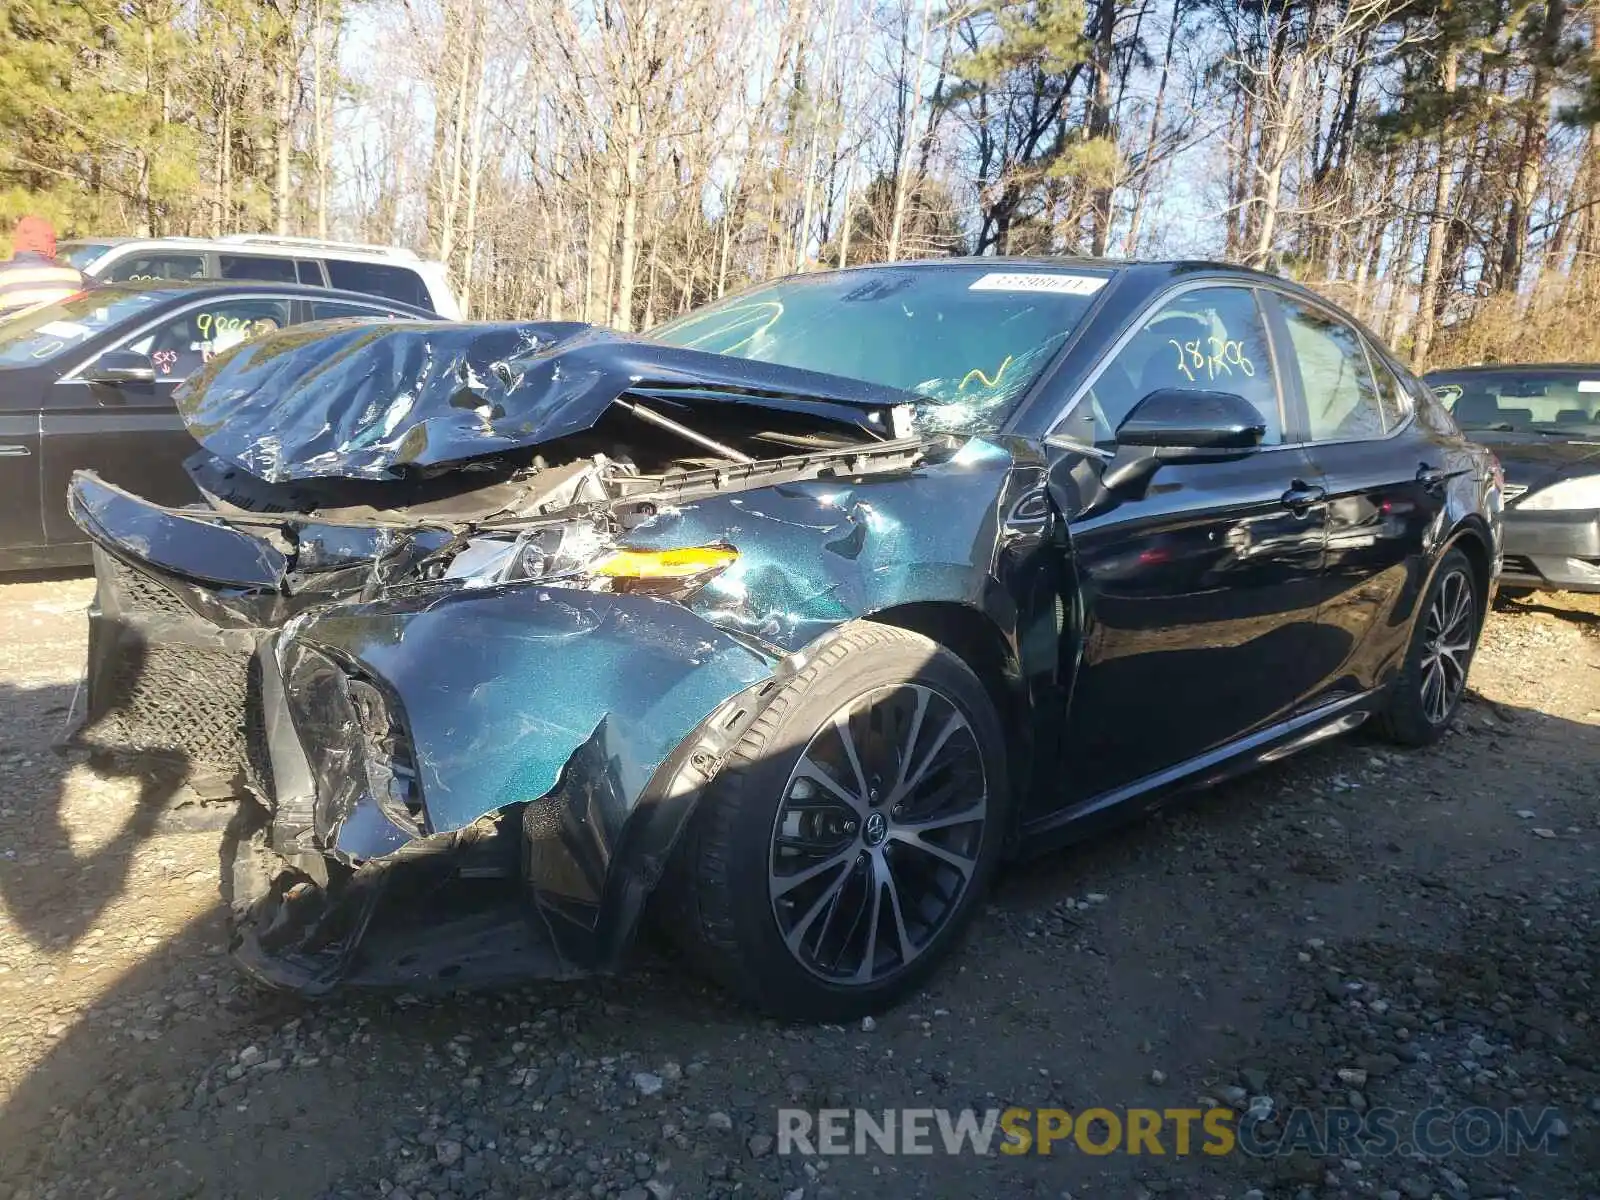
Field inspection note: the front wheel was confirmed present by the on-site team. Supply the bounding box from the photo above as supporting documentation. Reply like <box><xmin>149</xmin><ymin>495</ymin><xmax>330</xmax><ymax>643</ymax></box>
<box><xmin>1379</xmin><ymin>547</ymin><xmax>1481</xmax><ymax>746</ymax></box>
<box><xmin>663</xmin><ymin>621</ymin><xmax>1008</xmax><ymax>1020</ymax></box>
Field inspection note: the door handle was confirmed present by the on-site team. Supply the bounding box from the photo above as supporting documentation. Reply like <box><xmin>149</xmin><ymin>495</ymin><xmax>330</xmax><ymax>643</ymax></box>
<box><xmin>0</xmin><ymin>444</ymin><xmax>32</xmax><ymax>457</ymax></box>
<box><xmin>1281</xmin><ymin>480</ymin><xmax>1326</xmax><ymax>513</ymax></box>
<box><xmin>1416</xmin><ymin>463</ymin><xmax>1449</xmax><ymax>492</ymax></box>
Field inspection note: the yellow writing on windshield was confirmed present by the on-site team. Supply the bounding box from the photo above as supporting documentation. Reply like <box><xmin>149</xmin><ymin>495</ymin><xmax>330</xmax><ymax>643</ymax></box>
<box><xmin>959</xmin><ymin>355</ymin><xmax>1014</xmax><ymax>393</ymax></box>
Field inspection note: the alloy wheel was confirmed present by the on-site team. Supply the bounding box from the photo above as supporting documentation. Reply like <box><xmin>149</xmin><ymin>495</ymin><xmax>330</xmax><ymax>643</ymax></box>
<box><xmin>768</xmin><ymin>683</ymin><xmax>988</xmax><ymax>985</ymax></box>
<box><xmin>1419</xmin><ymin>568</ymin><xmax>1475</xmax><ymax>725</ymax></box>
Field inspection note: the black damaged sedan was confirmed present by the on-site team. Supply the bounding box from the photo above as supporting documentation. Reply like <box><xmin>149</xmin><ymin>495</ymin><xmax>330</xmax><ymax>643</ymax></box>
<box><xmin>68</xmin><ymin>260</ymin><xmax>1502</xmax><ymax>1018</ymax></box>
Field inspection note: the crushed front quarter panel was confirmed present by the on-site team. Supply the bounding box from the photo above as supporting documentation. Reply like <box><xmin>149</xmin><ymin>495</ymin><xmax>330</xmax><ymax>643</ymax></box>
<box><xmin>284</xmin><ymin>585</ymin><xmax>781</xmax><ymax>849</ymax></box>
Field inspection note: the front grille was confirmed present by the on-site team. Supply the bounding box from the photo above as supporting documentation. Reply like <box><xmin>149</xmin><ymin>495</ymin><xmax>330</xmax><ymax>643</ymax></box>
<box><xmin>92</xmin><ymin>643</ymin><xmax>250</xmax><ymax>772</ymax></box>
<box><xmin>1503</xmin><ymin>483</ymin><xmax>1529</xmax><ymax>503</ymax></box>
<box><xmin>107</xmin><ymin>557</ymin><xmax>192</xmax><ymax>616</ymax></box>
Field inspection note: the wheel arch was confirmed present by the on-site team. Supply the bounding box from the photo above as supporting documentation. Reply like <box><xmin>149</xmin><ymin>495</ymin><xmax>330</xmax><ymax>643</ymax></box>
<box><xmin>865</xmin><ymin>600</ymin><xmax>1031</xmax><ymax>828</ymax></box>
<box><xmin>1444</xmin><ymin>515</ymin><xmax>1495</xmax><ymax>627</ymax></box>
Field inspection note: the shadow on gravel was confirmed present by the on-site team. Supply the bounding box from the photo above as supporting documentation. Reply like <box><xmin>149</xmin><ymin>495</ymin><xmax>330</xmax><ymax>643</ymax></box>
<box><xmin>0</xmin><ymin>679</ymin><xmax>190</xmax><ymax>951</ymax></box>
<box><xmin>1500</xmin><ymin>592</ymin><xmax>1600</xmax><ymax>629</ymax></box>
<box><xmin>1</xmin><ymin>690</ymin><xmax>1595</xmax><ymax>1198</ymax></box>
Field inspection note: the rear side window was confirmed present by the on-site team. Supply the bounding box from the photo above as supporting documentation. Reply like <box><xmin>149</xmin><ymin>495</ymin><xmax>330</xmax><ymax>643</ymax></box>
<box><xmin>1365</xmin><ymin>347</ymin><xmax>1413</xmax><ymax>432</ymax></box>
<box><xmin>296</xmin><ymin>260</ymin><xmax>326</xmax><ymax>286</ymax></box>
<box><xmin>325</xmin><ymin>260</ymin><xmax>432</xmax><ymax>310</ymax></box>
<box><xmin>106</xmin><ymin>253</ymin><xmax>207</xmax><ymax>283</ymax></box>
<box><xmin>219</xmin><ymin>255</ymin><xmax>297</xmax><ymax>283</ymax></box>
<box><xmin>1278</xmin><ymin>297</ymin><xmax>1386</xmax><ymax>441</ymax></box>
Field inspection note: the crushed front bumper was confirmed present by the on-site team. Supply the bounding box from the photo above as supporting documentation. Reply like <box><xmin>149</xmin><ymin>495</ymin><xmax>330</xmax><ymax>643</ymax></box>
<box><xmin>69</xmin><ymin>473</ymin><xmax>783</xmax><ymax>993</ymax></box>
<box><xmin>1500</xmin><ymin>508</ymin><xmax>1600</xmax><ymax>593</ymax></box>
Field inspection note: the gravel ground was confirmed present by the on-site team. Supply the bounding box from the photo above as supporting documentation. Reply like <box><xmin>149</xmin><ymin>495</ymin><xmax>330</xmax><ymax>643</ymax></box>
<box><xmin>0</xmin><ymin>573</ymin><xmax>1595</xmax><ymax>1200</ymax></box>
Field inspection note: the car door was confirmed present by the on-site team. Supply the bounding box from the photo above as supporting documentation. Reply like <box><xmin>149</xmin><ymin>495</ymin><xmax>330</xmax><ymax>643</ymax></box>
<box><xmin>1046</xmin><ymin>283</ymin><xmax>1336</xmax><ymax>805</ymax></box>
<box><xmin>1265</xmin><ymin>291</ymin><xmax>1449</xmax><ymax>703</ymax></box>
<box><xmin>38</xmin><ymin>294</ymin><xmax>294</xmax><ymax>544</ymax></box>
<box><xmin>0</xmin><ymin>383</ymin><xmax>42</xmax><ymax>551</ymax></box>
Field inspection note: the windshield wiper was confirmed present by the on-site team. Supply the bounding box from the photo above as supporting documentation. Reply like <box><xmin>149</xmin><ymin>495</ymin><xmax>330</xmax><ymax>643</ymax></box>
<box><xmin>1460</xmin><ymin>421</ymin><xmax>1516</xmax><ymax>432</ymax></box>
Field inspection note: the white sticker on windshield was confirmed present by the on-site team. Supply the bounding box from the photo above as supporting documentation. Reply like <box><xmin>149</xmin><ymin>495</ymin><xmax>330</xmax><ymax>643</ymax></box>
<box><xmin>968</xmin><ymin>272</ymin><xmax>1106</xmax><ymax>296</ymax></box>
<box><xmin>1577</xmin><ymin>379</ymin><xmax>1600</xmax><ymax>392</ymax></box>
<box><xmin>37</xmin><ymin>320</ymin><xmax>88</xmax><ymax>339</ymax></box>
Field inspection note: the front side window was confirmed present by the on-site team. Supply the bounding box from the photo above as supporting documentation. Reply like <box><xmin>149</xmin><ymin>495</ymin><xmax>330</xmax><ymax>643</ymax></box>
<box><xmin>648</xmin><ymin>265</ymin><xmax>1111</xmax><ymax>436</ymax></box>
<box><xmin>106</xmin><ymin>253</ymin><xmax>206</xmax><ymax>283</ymax></box>
<box><xmin>1059</xmin><ymin>285</ymin><xmax>1281</xmax><ymax>449</ymax></box>
<box><xmin>1278</xmin><ymin>297</ymin><xmax>1386</xmax><ymax>441</ymax></box>
<box><xmin>117</xmin><ymin>297</ymin><xmax>292</xmax><ymax>381</ymax></box>
<box><xmin>1425</xmin><ymin>368</ymin><xmax>1600</xmax><ymax>435</ymax></box>
<box><xmin>219</xmin><ymin>255</ymin><xmax>297</xmax><ymax>283</ymax></box>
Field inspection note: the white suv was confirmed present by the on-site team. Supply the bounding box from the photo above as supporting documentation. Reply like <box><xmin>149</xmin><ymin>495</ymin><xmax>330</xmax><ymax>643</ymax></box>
<box><xmin>58</xmin><ymin>234</ymin><xmax>463</xmax><ymax>319</ymax></box>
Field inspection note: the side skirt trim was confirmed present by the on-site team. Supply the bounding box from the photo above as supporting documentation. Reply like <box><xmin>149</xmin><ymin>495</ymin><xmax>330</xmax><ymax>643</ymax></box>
<box><xmin>1019</xmin><ymin>689</ymin><xmax>1383</xmax><ymax>851</ymax></box>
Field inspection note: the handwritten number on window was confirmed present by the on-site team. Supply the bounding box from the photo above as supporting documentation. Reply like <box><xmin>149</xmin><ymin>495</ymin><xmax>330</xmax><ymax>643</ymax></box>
<box><xmin>1169</xmin><ymin>337</ymin><xmax>1254</xmax><ymax>384</ymax></box>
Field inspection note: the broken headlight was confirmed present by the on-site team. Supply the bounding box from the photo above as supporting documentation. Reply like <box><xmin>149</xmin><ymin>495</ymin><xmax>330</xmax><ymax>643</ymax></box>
<box><xmin>443</xmin><ymin>522</ymin><xmax>738</xmax><ymax>595</ymax></box>
<box><xmin>281</xmin><ymin>643</ymin><xmax>426</xmax><ymax>842</ymax></box>
<box><xmin>442</xmin><ymin>520</ymin><xmax>610</xmax><ymax>586</ymax></box>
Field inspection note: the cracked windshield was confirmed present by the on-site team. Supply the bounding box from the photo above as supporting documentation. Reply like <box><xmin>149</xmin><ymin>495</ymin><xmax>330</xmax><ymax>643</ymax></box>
<box><xmin>647</xmin><ymin>265</ymin><xmax>1110</xmax><ymax>435</ymax></box>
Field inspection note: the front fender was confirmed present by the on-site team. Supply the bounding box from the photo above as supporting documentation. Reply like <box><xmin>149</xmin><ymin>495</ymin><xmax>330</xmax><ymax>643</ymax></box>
<box><xmin>281</xmin><ymin>585</ymin><xmax>780</xmax><ymax>852</ymax></box>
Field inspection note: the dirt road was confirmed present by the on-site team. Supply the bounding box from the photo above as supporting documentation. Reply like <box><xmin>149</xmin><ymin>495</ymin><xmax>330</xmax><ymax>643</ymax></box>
<box><xmin>0</xmin><ymin>574</ymin><xmax>1595</xmax><ymax>1200</ymax></box>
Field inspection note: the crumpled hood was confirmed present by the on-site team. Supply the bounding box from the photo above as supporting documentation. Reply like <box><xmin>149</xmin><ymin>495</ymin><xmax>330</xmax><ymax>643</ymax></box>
<box><xmin>174</xmin><ymin>319</ymin><xmax>913</xmax><ymax>484</ymax></box>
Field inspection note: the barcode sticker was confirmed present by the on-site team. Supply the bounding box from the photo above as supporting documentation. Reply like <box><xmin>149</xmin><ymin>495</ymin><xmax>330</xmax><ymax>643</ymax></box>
<box><xmin>968</xmin><ymin>272</ymin><xmax>1107</xmax><ymax>296</ymax></box>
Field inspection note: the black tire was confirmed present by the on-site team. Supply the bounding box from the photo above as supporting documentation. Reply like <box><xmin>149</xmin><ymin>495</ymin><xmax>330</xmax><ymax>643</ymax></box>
<box><xmin>1378</xmin><ymin>547</ymin><xmax>1481</xmax><ymax>746</ymax></box>
<box><xmin>662</xmin><ymin>620</ymin><xmax>1008</xmax><ymax>1020</ymax></box>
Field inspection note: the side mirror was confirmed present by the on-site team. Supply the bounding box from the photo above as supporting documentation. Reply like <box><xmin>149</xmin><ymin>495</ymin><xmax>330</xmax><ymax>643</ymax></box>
<box><xmin>83</xmin><ymin>349</ymin><xmax>157</xmax><ymax>386</ymax></box>
<box><xmin>1100</xmin><ymin>389</ymin><xmax>1268</xmax><ymax>499</ymax></box>
<box><xmin>1115</xmin><ymin>388</ymin><xmax>1267</xmax><ymax>451</ymax></box>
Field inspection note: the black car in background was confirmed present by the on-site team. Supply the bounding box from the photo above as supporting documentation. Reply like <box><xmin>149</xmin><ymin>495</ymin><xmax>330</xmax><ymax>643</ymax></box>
<box><xmin>1424</xmin><ymin>364</ymin><xmax>1600</xmax><ymax>596</ymax></box>
<box><xmin>0</xmin><ymin>281</ymin><xmax>432</xmax><ymax>568</ymax></box>
<box><xmin>70</xmin><ymin>260</ymin><xmax>1504</xmax><ymax>1016</ymax></box>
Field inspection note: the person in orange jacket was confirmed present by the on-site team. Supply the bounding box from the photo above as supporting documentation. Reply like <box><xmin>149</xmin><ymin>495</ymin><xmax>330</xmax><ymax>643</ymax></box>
<box><xmin>0</xmin><ymin>216</ymin><xmax>90</xmax><ymax>317</ymax></box>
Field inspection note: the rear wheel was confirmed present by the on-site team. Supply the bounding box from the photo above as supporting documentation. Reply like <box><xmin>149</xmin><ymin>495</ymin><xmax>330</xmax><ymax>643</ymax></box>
<box><xmin>1379</xmin><ymin>547</ymin><xmax>1480</xmax><ymax>746</ymax></box>
<box><xmin>664</xmin><ymin>621</ymin><xmax>1007</xmax><ymax>1020</ymax></box>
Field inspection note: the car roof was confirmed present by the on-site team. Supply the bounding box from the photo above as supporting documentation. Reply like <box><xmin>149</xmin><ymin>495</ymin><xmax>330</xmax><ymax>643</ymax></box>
<box><xmin>89</xmin><ymin>279</ymin><xmax>437</xmax><ymax>316</ymax></box>
<box><xmin>799</xmin><ymin>255</ymin><xmax>1270</xmax><ymax>279</ymax></box>
<box><xmin>61</xmin><ymin>235</ymin><xmax>446</xmax><ymax>269</ymax></box>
